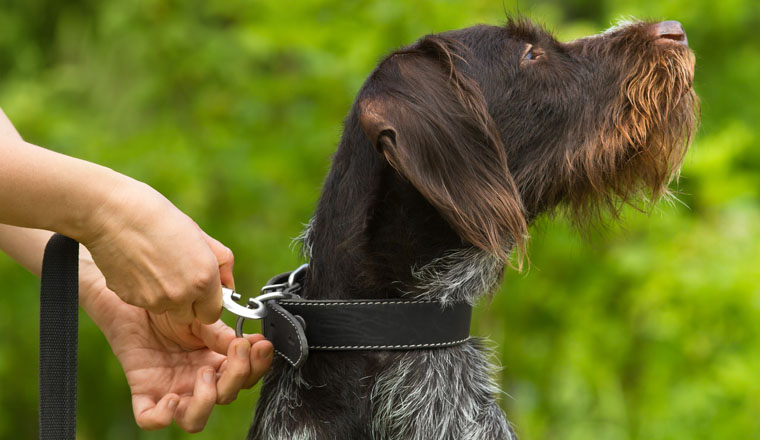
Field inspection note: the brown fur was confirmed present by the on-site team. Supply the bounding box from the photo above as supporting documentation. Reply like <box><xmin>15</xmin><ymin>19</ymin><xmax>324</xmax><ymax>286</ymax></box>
<box><xmin>360</xmin><ymin>35</ymin><xmax>529</xmax><ymax>267</ymax></box>
<box><xmin>250</xmin><ymin>18</ymin><xmax>699</xmax><ymax>440</ymax></box>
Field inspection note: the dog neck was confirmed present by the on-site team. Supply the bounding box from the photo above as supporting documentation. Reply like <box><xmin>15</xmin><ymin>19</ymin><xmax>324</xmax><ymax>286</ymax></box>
<box><xmin>299</xmin><ymin>110</ymin><xmax>504</xmax><ymax>305</ymax></box>
<box><xmin>251</xmin><ymin>93</ymin><xmax>516</xmax><ymax>440</ymax></box>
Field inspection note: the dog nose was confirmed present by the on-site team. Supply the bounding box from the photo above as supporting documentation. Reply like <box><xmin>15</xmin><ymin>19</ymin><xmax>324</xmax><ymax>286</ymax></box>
<box><xmin>652</xmin><ymin>20</ymin><xmax>688</xmax><ymax>46</ymax></box>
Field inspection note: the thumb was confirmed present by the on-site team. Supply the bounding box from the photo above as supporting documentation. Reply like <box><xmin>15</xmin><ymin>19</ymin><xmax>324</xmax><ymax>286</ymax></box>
<box><xmin>189</xmin><ymin>232</ymin><xmax>229</xmax><ymax>324</ymax></box>
<box><xmin>193</xmin><ymin>233</ymin><xmax>233</xmax><ymax>324</ymax></box>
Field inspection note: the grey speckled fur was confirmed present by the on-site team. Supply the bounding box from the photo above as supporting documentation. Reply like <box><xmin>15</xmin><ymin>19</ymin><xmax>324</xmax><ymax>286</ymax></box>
<box><xmin>250</xmin><ymin>364</ymin><xmax>320</xmax><ymax>440</ymax></box>
<box><xmin>410</xmin><ymin>246</ymin><xmax>505</xmax><ymax>306</ymax></box>
<box><xmin>371</xmin><ymin>340</ymin><xmax>515</xmax><ymax>440</ymax></box>
<box><xmin>250</xmin><ymin>224</ymin><xmax>517</xmax><ymax>440</ymax></box>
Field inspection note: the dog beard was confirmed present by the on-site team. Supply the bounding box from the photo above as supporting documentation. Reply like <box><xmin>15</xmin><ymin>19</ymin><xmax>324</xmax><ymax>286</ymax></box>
<box><xmin>567</xmin><ymin>39</ymin><xmax>699</xmax><ymax>223</ymax></box>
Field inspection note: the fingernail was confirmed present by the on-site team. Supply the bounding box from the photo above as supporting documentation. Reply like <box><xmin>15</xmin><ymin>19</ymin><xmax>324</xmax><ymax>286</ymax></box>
<box><xmin>236</xmin><ymin>342</ymin><xmax>249</xmax><ymax>359</ymax></box>
<box><xmin>257</xmin><ymin>344</ymin><xmax>273</xmax><ymax>359</ymax></box>
<box><xmin>168</xmin><ymin>398</ymin><xmax>179</xmax><ymax>410</ymax></box>
<box><xmin>203</xmin><ymin>369</ymin><xmax>214</xmax><ymax>384</ymax></box>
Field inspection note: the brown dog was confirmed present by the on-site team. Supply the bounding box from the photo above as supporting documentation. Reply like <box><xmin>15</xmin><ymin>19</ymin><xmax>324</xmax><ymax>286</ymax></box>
<box><xmin>250</xmin><ymin>17</ymin><xmax>698</xmax><ymax>440</ymax></box>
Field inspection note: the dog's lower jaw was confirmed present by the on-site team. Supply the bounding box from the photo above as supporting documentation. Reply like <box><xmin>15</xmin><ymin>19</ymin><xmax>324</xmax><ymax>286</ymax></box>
<box><xmin>249</xmin><ymin>339</ymin><xmax>517</xmax><ymax>440</ymax></box>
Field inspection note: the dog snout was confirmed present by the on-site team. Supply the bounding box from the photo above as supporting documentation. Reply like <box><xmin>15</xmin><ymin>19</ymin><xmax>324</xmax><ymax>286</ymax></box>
<box><xmin>652</xmin><ymin>20</ymin><xmax>688</xmax><ymax>46</ymax></box>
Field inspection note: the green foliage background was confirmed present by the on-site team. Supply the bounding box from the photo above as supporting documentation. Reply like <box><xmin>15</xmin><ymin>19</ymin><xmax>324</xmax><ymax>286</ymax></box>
<box><xmin>1</xmin><ymin>0</ymin><xmax>758</xmax><ymax>438</ymax></box>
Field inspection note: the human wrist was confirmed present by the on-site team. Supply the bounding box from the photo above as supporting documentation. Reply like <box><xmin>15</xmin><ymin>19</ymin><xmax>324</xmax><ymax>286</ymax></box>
<box><xmin>24</xmin><ymin>150</ymin><xmax>136</xmax><ymax>245</ymax></box>
<box><xmin>77</xmin><ymin>245</ymin><xmax>123</xmax><ymax>341</ymax></box>
<box><xmin>64</xmin><ymin>168</ymin><xmax>155</xmax><ymax>247</ymax></box>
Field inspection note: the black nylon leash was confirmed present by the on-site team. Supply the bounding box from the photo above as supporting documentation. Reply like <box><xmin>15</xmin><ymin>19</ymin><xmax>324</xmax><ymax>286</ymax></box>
<box><xmin>39</xmin><ymin>234</ymin><xmax>79</xmax><ymax>440</ymax></box>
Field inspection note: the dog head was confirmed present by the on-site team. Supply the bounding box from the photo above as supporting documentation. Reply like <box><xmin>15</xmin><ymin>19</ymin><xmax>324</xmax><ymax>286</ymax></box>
<box><xmin>357</xmin><ymin>18</ymin><xmax>698</xmax><ymax>265</ymax></box>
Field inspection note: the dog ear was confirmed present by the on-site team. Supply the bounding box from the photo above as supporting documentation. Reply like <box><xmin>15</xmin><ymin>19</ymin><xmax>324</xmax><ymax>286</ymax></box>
<box><xmin>358</xmin><ymin>36</ymin><xmax>528</xmax><ymax>264</ymax></box>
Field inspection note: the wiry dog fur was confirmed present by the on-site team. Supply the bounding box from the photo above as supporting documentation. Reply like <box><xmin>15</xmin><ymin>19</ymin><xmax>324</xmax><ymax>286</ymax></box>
<box><xmin>249</xmin><ymin>17</ymin><xmax>698</xmax><ymax>440</ymax></box>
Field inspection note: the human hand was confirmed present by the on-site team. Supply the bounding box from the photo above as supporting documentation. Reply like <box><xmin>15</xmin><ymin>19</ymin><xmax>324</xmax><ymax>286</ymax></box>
<box><xmin>1</xmin><ymin>106</ymin><xmax>231</xmax><ymax>325</ymax></box>
<box><xmin>80</xmin><ymin>248</ymin><xmax>273</xmax><ymax>432</ymax></box>
<box><xmin>81</xmin><ymin>180</ymin><xmax>233</xmax><ymax>325</ymax></box>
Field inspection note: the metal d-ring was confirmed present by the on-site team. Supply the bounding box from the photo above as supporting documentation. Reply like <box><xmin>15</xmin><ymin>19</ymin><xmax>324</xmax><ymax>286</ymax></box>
<box><xmin>222</xmin><ymin>288</ymin><xmax>272</xmax><ymax>320</ymax></box>
<box><xmin>287</xmin><ymin>263</ymin><xmax>309</xmax><ymax>286</ymax></box>
<box><xmin>223</xmin><ymin>263</ymin><xmax>309</xmax><ymax>337</ymax></box>
<box><xmin>223</xmin><ymin>288</ymin><xmax>286</xmax><ymax>337</ymax></box>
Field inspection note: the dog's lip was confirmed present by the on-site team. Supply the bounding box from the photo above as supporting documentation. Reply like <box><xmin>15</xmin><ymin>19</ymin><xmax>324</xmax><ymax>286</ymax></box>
<box><xmin>655</xmin><ymin>35</ymin><xmax>689</xmax><ymax>47</ymax></box>
<box><xmin>652</xmin><ymin>20</ymin><xmax>689</xmax><ymax>47</ymax></box>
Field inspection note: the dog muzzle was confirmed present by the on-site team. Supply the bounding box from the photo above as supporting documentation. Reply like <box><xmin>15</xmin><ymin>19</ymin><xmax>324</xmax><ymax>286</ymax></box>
<box><xmin>222</xmin><ymin>264</ymin><xmax>472</xmax><ymax>368</ymax></box>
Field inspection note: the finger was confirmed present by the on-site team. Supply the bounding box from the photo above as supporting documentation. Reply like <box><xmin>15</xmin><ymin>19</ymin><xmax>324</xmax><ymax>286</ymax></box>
<box><xmin>244</xmin><ymin>333</ymin><xmax>267</xmax><ymax>345</ymax></box>
<box><xmin>174</xmin><ymin>367</ymin><xmax>218</xmax><ymax>433</ymax></box>
<box><xmin>244</xmin><ymin>339</ymin><xmax>274</xmax><ymax>389</ymax></box>
<box><xmin>192</xmin><ymin>272</ymin><xmax>223</xmax><ymax>325</ymax></box>
<box><xmin>132</xmin><ymin>393</ymin><xmax>180</xmax><ymax>431</ymax></box>
<box><xmin>216</xmin><ymin>339</ymin><xmax>252</xmax><ymax>404</ymax></box>
<box><xmin>192</xmin><ymin>232</ymin><xmax>233</xmax><ymax>324</ymax></box>
<box><xmin>198</xmin><ymin>320</ymin><xmax>238</xmax><ymax>355</ymax></box>
<box><xmin>203</xmin><ymin>233</ymin><xmax>235</xmax><ymax>290</ymax></box>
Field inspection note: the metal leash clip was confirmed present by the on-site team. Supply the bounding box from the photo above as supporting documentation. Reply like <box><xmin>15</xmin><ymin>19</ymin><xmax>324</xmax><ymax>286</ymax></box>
<box><xmin>222</xmin><ymin>263</ymin><xmax>308</xmax><ymax>337</ymax></box>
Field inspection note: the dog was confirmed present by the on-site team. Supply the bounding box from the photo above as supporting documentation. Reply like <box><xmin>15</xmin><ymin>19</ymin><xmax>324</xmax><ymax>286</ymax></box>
<box><xmin>248</xmin><ymin>17</ymin><xmax>698</xmax><ymax>440</ymax></box>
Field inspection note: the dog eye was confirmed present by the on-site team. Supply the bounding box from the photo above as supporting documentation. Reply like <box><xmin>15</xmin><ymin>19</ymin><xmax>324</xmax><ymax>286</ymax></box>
<box><xmin>521</xmin><ymin>44</ymin><xmax>544</xmax><ymax>64</ymax></box>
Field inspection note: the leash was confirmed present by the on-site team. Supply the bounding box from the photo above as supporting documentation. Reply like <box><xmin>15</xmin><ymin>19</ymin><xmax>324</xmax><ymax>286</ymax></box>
<box><xmin>39</xmin><ymin>234</ymin><xmax>79</xmax><ymax>440</ymax></box>
<box><xmin>223</xmin><ymin>264</ymin><xmax>472</xmax><ymax>368</ymax></box>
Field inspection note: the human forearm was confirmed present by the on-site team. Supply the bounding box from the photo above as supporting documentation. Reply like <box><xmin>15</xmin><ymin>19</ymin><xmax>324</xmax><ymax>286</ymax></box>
<box><xmin>0</xmin><ymin>133</ymin><xmax>229</xmax><ymax>322</ymax></box>
<box><xmin>0</xmin><ymin>136</ymin><xmax>132</xmax><ymax>243</ymax></box>
<box><xmin>0</xmin><ymin>224</ymin><xmax>52</xmax><ymax>276</ymax></box>
<box><xmin>0</xmin><ymin>108</ymin><xmax>231</xmax><ymax>324</ymax></box>
<box><xmin>0</xmin><ymin>224</ymin><xmax>104</xmax><ymax>321</ymax></box>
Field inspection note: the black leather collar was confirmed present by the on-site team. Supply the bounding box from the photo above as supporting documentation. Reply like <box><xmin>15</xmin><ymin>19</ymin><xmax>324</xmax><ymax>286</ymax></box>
<box><xmin>256</xmin><ymin>267</ymin><xmax>472</xmax><ymax>368</ymax></box>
